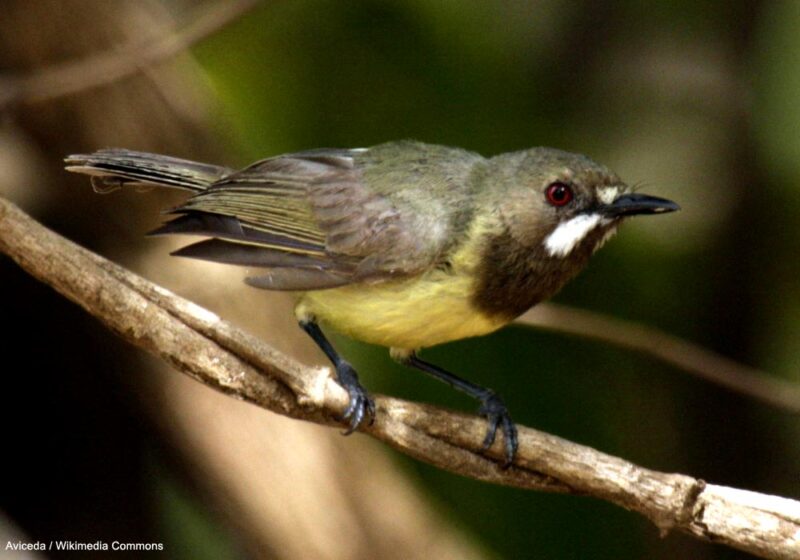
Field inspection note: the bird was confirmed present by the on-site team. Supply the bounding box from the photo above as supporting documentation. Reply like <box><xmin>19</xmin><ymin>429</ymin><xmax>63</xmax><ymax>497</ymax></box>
<box><xmin>65</xmin><ymin>140</ymin><xmax>679</xmax><ymax>466</ymax></box>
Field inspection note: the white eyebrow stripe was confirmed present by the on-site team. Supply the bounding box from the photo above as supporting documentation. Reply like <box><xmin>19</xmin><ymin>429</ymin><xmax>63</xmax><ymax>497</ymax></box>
<box><xmin>597</xmin><ymin>187</ymin><xmax>619</xmax><ymax>205</ymax></box>
<box><xmin>544</xmin><ymin>213</ymin><xmax>606</xmax><ymax>257</ymax></box>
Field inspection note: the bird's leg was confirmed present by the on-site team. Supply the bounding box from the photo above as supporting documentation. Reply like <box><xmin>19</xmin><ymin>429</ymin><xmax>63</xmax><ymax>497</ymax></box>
<box><xmin>397</xmin><ymin>352</ymin><xmax>518</xmax><ymax>467</ymax></box>
<box><xmin>299</xmin><ymin>320</ymin><xmax>375</xmax><ymax>433</ymax></box>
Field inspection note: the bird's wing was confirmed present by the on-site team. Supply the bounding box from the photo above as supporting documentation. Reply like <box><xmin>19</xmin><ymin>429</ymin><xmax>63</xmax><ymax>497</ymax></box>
<box><xmin>154</xmin><ymin>146</ymin><xmax>464</xmax><ymax>290</ymax></box>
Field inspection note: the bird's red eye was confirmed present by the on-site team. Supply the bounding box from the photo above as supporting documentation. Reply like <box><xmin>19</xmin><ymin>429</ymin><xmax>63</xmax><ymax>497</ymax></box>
<box><xmin>545</xmin><ymin>182</ymin><xmax>573</xmax><ymax>207</ymax></box>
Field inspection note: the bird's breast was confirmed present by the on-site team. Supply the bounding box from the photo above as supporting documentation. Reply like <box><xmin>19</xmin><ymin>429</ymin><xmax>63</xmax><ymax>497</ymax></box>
<box><xmin>295</xmin><ymin>268</ymin><xmax>507</xmax><ymax>351</ymax></box>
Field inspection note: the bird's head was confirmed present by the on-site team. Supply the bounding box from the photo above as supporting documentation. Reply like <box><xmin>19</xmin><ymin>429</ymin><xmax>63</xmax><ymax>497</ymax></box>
<box><xmin>487</xmin><ymin>147</ymin><xmax>678</xmax><ymax>260</ymax></box>
<box><xmin>472</xmin><ymin>148</ymin><xmax>679</xmax><ymax>318</ymax></box>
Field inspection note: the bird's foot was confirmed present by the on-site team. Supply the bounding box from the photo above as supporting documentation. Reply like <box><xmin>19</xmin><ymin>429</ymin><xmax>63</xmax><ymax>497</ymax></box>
<box><xmin>334</xmin><ymin>361</ymin><xmax>375</xmax><ymax>434</ymax></box>
<box><xmin>478</xmin><ymin>391</ymin><xmax>518</xmax><ymax>468</ymax></box>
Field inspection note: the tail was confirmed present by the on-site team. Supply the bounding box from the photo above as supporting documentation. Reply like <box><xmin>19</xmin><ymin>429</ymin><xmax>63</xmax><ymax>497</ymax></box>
<box><xmin>64</xmin><ymin>149</ymin><xmax>232</xmax><ymax>193</ymax></box>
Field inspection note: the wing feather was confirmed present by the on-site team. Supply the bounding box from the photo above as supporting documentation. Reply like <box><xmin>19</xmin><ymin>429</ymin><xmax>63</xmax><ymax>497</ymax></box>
<box><xmin>69</xmin><ymin>142</ymin><xmax>482</xmax><ymax>291</ymax></box>
<box><xmin>245</xmin><ymin>269</ymin><xmax>352</xmax><ymax>290</ymax></box>
<box><xmin>149</xmin><ymin>213</ymin><xmax>327</xmax><ymax>255</ymax></box>
<box><xmin>155</xmin><ymin>143</ymin><xmax>481</xmax><ymax>289</ymax></box>
<box><xmin>172</xmin><ymin>238</ymin><xmax>340</xmax><ymax>269</ymax></box>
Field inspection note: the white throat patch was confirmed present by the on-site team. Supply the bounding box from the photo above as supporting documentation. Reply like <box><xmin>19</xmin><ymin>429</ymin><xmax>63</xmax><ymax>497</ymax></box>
<box><xmin>544</xmin><ymin>213</ymin><xmax>608</xmax><ymax>257</ymax></box>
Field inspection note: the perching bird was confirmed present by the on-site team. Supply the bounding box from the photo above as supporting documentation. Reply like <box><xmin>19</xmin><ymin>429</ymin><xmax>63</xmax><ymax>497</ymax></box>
<box><xmin>65</xmin><ymin>141</ymin><xmax>679</xmax><ymax>466</ymax></box>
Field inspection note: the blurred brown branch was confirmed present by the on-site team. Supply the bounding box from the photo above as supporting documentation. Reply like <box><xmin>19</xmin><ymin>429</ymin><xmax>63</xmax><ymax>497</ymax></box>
<box><xmin>518</xmin><ymin>305</ymin><xmax>800</xmax><ymax>414</ymax></box>
<box><xmin>1</xmin><ymin>195</ymin><xmax>798</xmax><ymax>560</ymax></box>
<box><xmin>0</xmin><ymin>0</ymin><xmax>259</xmax><ymax>111</ymax></box>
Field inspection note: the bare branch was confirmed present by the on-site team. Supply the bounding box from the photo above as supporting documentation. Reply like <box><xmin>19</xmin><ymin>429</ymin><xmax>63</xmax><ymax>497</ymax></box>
<box><xmin>1</xmin><ymin>195</ymin><xmax>798</xmax><ymax>560</ymax></box>
<box><xmin>518</xmin><ymin>305</ymin><xmax>800</xmax><ymax>415</ymax></box>
<box><xmin>0</xmin><ymin>0</ymin><xmax>259</xmax><ymax>110</ymax></box>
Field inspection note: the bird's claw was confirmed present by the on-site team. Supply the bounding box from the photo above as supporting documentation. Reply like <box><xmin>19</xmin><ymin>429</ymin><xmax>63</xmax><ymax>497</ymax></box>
<box><xmin>335</xmin><ymin>361</ymin><xmax>375</xmax><ymax>434</ymax></box>
<box><xmin>478</xmin><ymin>392</ymin><xmax>518</xmax><ymax>468</ymax></box>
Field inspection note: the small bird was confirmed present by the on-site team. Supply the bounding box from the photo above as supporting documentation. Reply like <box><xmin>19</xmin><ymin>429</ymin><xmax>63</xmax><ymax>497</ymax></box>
<box><xmin>66</xmin><ymin>141</ymin><xmax>678</xmax><ymax>466</ymax></box>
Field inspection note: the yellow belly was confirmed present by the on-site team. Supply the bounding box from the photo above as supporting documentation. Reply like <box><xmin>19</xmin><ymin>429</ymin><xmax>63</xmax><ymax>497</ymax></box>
<box><xmin>295</xmin><ymin>270</ymin><xmax>507</xmax><ymax>351</ymax></box>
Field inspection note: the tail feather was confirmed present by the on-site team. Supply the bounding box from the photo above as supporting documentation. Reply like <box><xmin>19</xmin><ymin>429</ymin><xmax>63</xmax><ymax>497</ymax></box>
<box><xmin>65</xmin><ymin>149</ymin><xmax>231</xmax><ymax>192</ymax></box>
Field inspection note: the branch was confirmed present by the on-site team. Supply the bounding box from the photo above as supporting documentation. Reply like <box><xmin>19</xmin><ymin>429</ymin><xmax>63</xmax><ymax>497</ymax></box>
<box><xmin>0</xmin><ymin>0</ymin><xmax>259</xmax><ymax>110</ymax></box>
<box><xmin>0</xmin><ymin>195</ymin><xmax>798</xmax><ymax>560</ymax></box>
<box><xmin>517</xmin><ymin>305</ymin><xmax>800</xmax><ymax>414</ymax></box>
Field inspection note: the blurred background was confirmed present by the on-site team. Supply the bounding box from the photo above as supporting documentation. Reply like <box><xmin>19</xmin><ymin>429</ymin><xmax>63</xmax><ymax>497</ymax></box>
<box><xmin>1</xmin><ymin>1</ymin><xmax>798</xmax><ymax>558</ymax></box>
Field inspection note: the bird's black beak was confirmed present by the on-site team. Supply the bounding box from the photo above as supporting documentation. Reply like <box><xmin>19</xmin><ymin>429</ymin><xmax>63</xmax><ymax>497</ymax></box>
<box><xmin>604</xmin><ymin>193</ymin><xmax>680</xmax><ymax>217</ymax></box>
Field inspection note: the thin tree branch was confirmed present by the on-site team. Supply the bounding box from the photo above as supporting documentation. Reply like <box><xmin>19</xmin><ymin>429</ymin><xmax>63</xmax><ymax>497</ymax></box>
<box><xmin>0</xmin><ymin>0</ymin><xmax>259</xmax><ymax>110</ymax></box>
<box><xmin>517</xmin><ymin>305</ymin><xmax>800</xmax><ymax>415</ymax></box>
<box><xmin>0</xmin><ymin>195</ymin><xmax>798</xmax><ymax>560</ymax></box>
